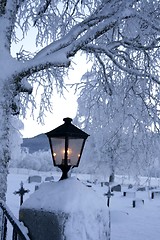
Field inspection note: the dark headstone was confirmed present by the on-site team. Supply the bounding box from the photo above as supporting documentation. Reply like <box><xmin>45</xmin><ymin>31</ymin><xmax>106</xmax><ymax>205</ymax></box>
<box><xmin>111</xmin><ymin>184</ymin><xmax>121</xmax><ymax>192</ymax></box>
<box><xmin>148</xmin><ymin>186</ymin><xmax>155</xmax><ymax>190</ymax></box>
<box><xmin>137</xmin><ymin>187</ymin><xmax>146</xmax><ymax>191</ymax></box>
<box><xmin>101</xmin><ymin>182</ymin><xmax>109</xmax><ymax>187</ymax></box>
<box><xmin>28</xmin><ymin>176</ymin><xmax>42</xmax><ymax>183</ymax></box>
<box><xmin>45</xmin><ymin>176</ymin><xmax>54</xmax><ymax>182</ymax></box>
<box><xmin>35</xmin><ymin>185</ymin><xmax>39</xmax><ymax>191</ymax></box>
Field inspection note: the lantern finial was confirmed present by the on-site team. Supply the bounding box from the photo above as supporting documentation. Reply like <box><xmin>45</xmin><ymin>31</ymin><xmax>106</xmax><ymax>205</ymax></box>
<box><xmin>63</xmin><ymin>118</ymin><xmax>72</xmax><ymax>124</ymax></box>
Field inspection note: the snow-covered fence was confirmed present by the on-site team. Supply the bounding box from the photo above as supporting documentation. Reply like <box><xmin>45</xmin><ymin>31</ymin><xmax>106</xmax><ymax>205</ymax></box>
<box><xmin>0</xmin><ymin>200</ymin><xmax>30</xmax><ymax>240</ymax></box>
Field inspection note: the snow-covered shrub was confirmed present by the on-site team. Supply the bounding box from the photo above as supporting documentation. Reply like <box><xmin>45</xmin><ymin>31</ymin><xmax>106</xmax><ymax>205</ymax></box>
<box><xmin>15</xmin><ymin>149</ymin><xmax>54</xmax><ymax>172</ymax></box>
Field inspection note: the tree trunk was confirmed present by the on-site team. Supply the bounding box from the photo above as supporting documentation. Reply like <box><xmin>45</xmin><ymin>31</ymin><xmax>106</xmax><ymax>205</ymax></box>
<box><xmin>109</xmin><ymin>158</ymin><xmax>115</xmax><ymax>183</ymax></box>
<box><xmin>0</xmin><ymin>95</ymin><xmax>12</xmax><ymax>201</ymax></box>
<box><xmin>109</xmin><ymin>173</ymin><xmax>115</xmax><ymax>183</ymax></box>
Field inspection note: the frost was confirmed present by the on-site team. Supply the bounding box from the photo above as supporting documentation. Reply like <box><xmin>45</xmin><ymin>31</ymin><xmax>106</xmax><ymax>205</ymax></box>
<box><xmin>21</xmin><ymin>78</ymin><xmax>33</xmax><ymax>94</ymax></box>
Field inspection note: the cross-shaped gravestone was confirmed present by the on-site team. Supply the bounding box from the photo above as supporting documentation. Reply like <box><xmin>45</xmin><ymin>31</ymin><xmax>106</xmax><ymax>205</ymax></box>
<box><xmin>14</xmin><ymin>181</ymin><xmax>30</xmax><ymax>206</ymax></box>
<box><xmin>104</xmin><ymin>186</ymin><xmax>114</xmax><ymax>207</ymax></box>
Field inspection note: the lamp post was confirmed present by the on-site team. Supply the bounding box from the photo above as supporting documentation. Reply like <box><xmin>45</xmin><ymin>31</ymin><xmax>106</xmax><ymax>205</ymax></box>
<box><xmin>45</xmin><ymin>117</ymin><xmax>89</xmax><ymax>180</ymax></box>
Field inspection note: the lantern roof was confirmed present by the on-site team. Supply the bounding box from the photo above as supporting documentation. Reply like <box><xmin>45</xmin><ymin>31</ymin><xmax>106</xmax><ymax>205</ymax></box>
<box><xmin>45</xmin><ymin>118</ymin><xmax>89</xmax><ymax>139</ymax></box>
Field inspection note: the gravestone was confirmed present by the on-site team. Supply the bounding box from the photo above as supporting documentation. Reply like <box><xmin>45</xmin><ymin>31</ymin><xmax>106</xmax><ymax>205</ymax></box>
<box><xmin>45</xmin><ymin>176</ymin><xmax>54</xmax><ymax>182</ymax></box>
<box><xmin>111</xmin><ymin>184</ymin><xmax>121</xmax><ymax>192</ymax></box>
<box><xmin>137</xmin><ymin>187</ymin><xmax>146</xmax><ymax>191</ymax></box>
<box><xmin>35</xmin><ymin>185</ymin><xmax>39</xmax><ymax>191</ymax></box>
<box><xmin>28</xmin><ymin>176</ymin><xmax>42</xmax><ymax>183</ymax></box>
<box><xmin>100</xmin><ymin>182</ymin><xmax>109</xmax><ymax>187</ymax></box>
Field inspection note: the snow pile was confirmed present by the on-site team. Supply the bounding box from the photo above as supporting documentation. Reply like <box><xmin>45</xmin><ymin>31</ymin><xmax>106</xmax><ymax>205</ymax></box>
<box><xmin>21</xmin><ymin>177</ymin><xmax>109</xmax><ymax>240</ymax></box>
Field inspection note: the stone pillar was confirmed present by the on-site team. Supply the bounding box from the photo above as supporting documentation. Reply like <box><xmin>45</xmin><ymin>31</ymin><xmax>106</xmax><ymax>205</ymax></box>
<box><xmin>19</xmin><ymin>178</ymin><xmax>109</xmax><ymax>240</ymax></box>
<box><xmin>19</xmin><ymin>209</ymin><xmax>68</xmax><ymax>240</ymax></box>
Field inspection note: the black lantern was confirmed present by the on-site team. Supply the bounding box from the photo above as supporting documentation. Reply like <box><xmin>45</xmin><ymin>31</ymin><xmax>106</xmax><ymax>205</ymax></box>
<box><xmin>45</xmin><ymin>118</ymin><xmax>89</xmax><ymax>180</ymax></box>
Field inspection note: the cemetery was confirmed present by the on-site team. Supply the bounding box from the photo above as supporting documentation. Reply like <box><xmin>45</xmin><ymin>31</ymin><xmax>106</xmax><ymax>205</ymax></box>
<box><xmin>3</xmin><ymin>167</ymin><xmax>160</xmax><ymax>240</ymax></box>
<box><xmin>0</xmin><ymin>118</ymin><xmax>159</xmax><ymax>240</ymax></box>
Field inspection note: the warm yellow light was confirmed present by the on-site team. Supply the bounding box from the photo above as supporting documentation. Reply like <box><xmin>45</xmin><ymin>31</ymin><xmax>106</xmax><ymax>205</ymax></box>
<box><xmin>62</xmin><ymin>148</ymin><xmax>72</xmax><ymax>156</ymax></box>
<box><xmin>53</xmin><ymin>153</ymin><xmax>56</xmax><ymax>157</ymax></box>
<box><xmin>67</xmin><ymin>148</ymin><xmax>72</xmax><ymax>155</ymax></box>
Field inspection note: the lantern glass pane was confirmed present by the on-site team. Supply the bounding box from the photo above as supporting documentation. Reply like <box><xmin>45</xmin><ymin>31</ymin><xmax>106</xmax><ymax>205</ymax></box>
<box><xmin>51</xmin><ymin>138</ymin><xmax>65</xmax><ymax>165</ymax></box>
<box><xmin>68</xmin><ymin>138</ymin><xmax>84</xmax><ymax>166</ymax></box>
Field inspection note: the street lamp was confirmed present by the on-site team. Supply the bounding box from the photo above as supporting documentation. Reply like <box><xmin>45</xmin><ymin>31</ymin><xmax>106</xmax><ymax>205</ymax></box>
<box><xmin>45</xmin><ymin>117</ymin><xmax>89</xmax><ymax>180</ymax></box>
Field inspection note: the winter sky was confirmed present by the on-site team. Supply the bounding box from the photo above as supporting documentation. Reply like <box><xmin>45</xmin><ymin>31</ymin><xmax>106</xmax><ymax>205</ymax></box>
<box><xmin>11</xmin><ymin>29</ymin><xmax>88</xmax><ymax>138</ymax></box>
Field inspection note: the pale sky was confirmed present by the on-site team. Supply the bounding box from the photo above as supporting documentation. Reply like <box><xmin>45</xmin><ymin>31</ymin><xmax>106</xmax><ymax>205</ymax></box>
<box><xmin>11</xmin><ymin>29</ymin><xmax>89</xmax><ymax>137</ymax></box>
<box><xmin>20</xmin><ymin>68</ymin><xmax>80</xmax><ymax>138</ymax></box>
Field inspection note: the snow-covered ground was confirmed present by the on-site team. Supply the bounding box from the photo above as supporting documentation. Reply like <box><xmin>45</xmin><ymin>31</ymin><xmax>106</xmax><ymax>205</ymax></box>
<box><xmin>6</xmin><ymin>168</ymin><xmax>160</xmax><ymax>240</ymax></box>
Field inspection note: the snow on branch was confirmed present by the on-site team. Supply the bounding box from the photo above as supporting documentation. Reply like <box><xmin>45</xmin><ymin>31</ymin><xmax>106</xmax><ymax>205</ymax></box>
<box><xmin>82</xmin><ymin>44</ymin><xmax>160</xmax><ymax>85</ymax></box>
<box><xmin>12</xmin><ymin>50</ymin><xmax>70</xmax><ymax>84</ymax></box>
<box><xmin>33</xmin><ymin>0</ymin><xmax>51</xmax><ymax>26</ymax></box>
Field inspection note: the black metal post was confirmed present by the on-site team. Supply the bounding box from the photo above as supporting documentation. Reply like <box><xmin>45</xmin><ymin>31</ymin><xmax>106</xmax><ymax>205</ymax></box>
<box><xmin>107</xmin><ymin>197</ymin><xmax>110</xmax><ymax>207</ymax></box>
<box><xmin>59</xmin><ymin>165</ymin><xmax>71</xmax><ymax>180</ymax></box>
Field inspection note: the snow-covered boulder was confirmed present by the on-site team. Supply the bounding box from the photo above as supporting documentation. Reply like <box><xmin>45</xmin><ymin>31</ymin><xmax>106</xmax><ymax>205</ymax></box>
<box><xmin>20</xmin><ymin>177</ymin><xmax>109</xmax><ymax>240</ymax></box>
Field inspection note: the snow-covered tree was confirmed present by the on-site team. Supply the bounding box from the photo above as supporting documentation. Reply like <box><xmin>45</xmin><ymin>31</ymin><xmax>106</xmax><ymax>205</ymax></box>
<box><xmin>75</xmin><ymin>59</ymin><xmax>160</xmax><ymax>179</ymax></box>
<box><xmin>16</xmin><ymin>149</ymin><xmax>53</xmax><ymax>172</ymax></box>
<box><xmin>0</xmin><ymin>0</ymin><xmax>159</xmax><ymax>201</ymax></box>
